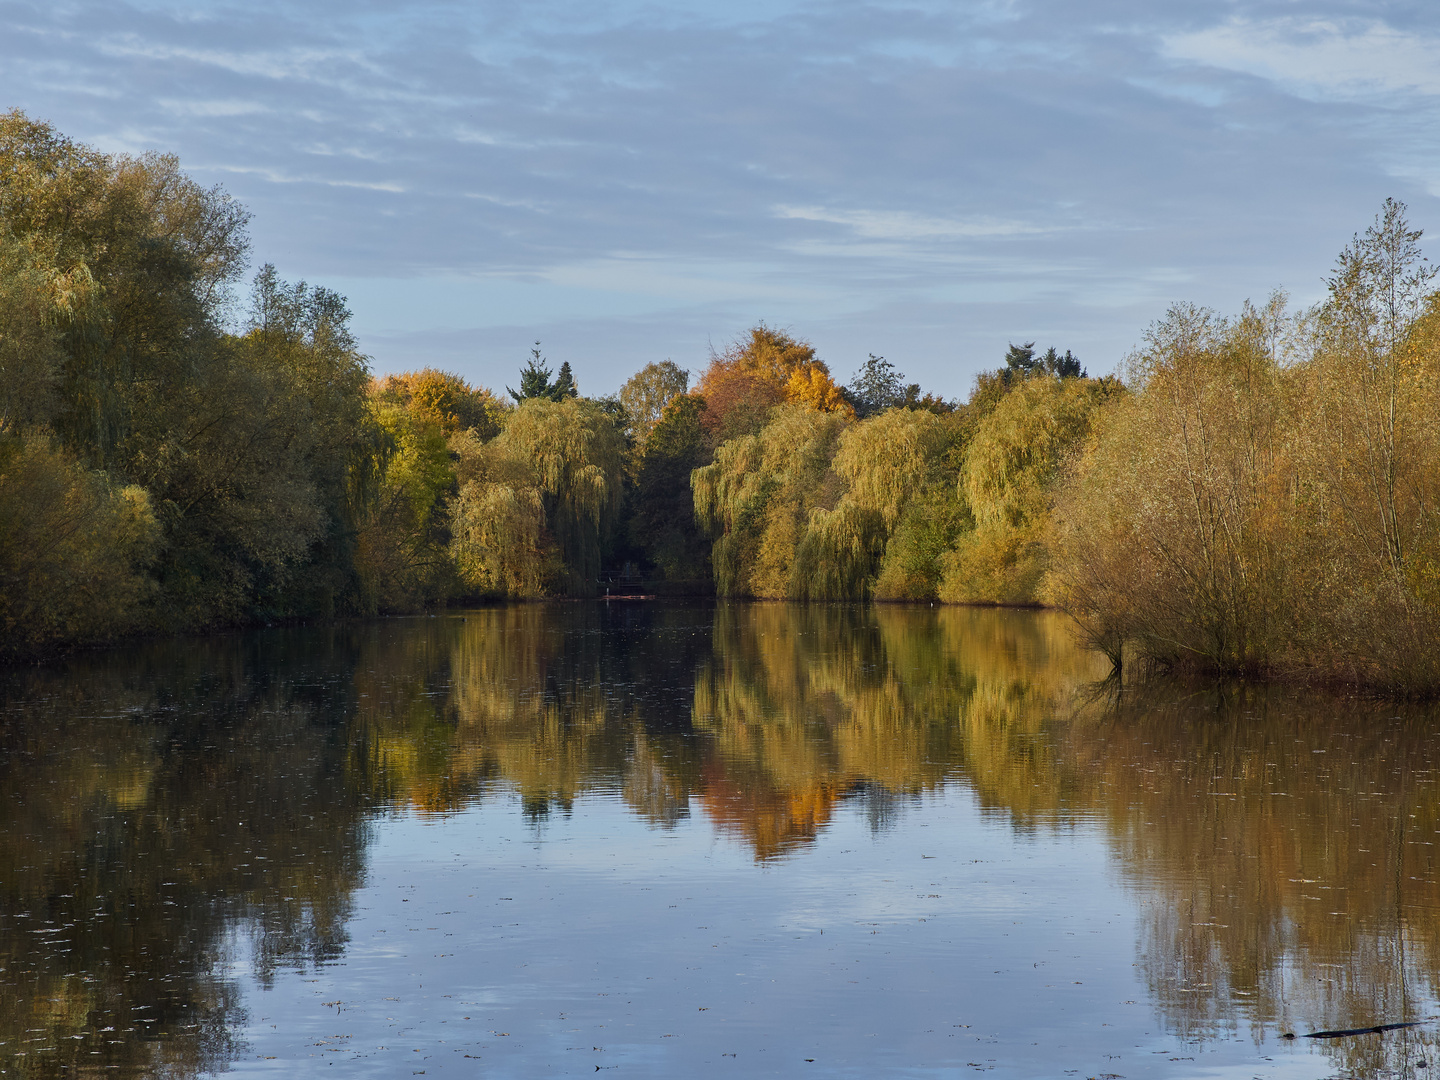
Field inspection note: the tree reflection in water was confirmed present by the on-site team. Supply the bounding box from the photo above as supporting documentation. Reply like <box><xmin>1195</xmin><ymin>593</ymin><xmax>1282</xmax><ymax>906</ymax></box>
<box><xmin>1054</xmin><ymin>683</ymin><xmax>1440</xmax><ymax>1078</ymax></box>
<box><xmin>0</xmin><ymin>629</ymin><xmax>371</xmax><ymax>1079</ymax></box>
<box><xmin>2</xmin><ymin>603</ymin><xmax>1439</xmax><ymax>1077</ymax></box>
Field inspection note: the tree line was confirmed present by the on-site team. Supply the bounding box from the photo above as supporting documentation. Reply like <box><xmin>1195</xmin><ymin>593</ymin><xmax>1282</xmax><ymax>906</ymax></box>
<box><xmin>3</xmin><ymin>113</ymin><xmax>1438</xmax><ymax>690</ymax></box>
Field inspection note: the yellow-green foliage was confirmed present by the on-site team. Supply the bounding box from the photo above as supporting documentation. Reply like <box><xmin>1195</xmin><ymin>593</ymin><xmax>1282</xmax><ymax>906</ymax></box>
<box><xmin>805</xmin><ymin>408</ymin><xmax>954</xmax><ymax>600</ymax></box>
<box><xmin>692</xmin><ymin>378</ymin><xmax>1115</xmax><ymax>604</ymax></box>
<box><xmin>0</xmin><ymin>236</ymin><xmax>67</xmax><ymax>433</ymax></box>
<box><xmin>353</xmin><ymin>401</ymin><xmax>457</xmax><ymax>612</ymax></box>
<box><xmin>449</xmin><ymin>477</ymin><xmax>552</xmax><ymax>599</ymax></box>
<box><xmin>0</xmin><ymin>111</ymin><xmax>251</xmax><ymax>466</ymax></box>
<box><xmin>450</xmin><ymin>397</ymin><xmax>625</xmax><ymax>598</ymax></box>
<box><xmin>692</xmin><ymin>404</ymin><xmax>848</xmax><ymax>597</ymax></box>
<box><xmin>0</xmin><ymin>112</ymin><xmax>392</xmax><ymax>637</ymax></box>
<box><xmin>372</xmin><ymin>368</ymin><xmax>507</xmax><ymax>439</ymax></box>
<box><xmin>832</xmin><ymin>407</ymin><xmax>946</xmax><ymax>530</ymax></box>
<box><xmin>0</xmin><ymin>438</ymin><xmax>158</xmax><ymax>654</ymax></box>
<box><xmin>618</xmin><ymin>360</ymin><xmax>690</xmax><ymax>447</ymax></box>
<box><xmin>941</xmin><ymin>375</ymin><xmax>1117</xmax><ymax>605</ymax></box>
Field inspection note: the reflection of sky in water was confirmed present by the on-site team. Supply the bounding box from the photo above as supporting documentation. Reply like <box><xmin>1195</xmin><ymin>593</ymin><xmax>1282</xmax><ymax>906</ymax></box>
<box><xmin>3</xmin><ymin>603</ymin><xmax>1439</xmax><ymax>1078</ymax></box>
<box><xmin>231</xmin><ymin>790</ymin><xmax>1265</xmax><ymax>1079</ymax></box>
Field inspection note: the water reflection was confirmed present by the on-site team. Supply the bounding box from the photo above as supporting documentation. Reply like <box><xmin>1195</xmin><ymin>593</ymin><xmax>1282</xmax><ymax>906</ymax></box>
<box><xmin>1061</xmin><ymin>684</ymin><xmax>1440</xmax><ymax>1077</ymax></box>
<box><xmin>0</xmin><ymin>632</ymin><xmax>371</xmax><ymax>1078</ymax></box>
<box><xmin>1</xmin><ymin>603</ymin><xmax>1438</xmax><ymax>1077</ymax></box>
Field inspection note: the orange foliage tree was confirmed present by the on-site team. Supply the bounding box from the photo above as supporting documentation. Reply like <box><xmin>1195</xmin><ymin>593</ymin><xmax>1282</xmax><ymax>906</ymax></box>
<box><xmin>696</xmin><ymin>325</ymin><xmax>852</xmax><ymax>441</ymax></box>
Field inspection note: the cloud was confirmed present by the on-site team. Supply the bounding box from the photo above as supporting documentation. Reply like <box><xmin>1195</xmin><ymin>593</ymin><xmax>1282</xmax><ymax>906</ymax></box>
<box><xmin>203</xmin><ymin>163</ymin><xmax>407</xmax><ymax>193</ymax></box>
<box><xmin>1</xmin><ymin>0</ymin><xmax>1436</xmax><ymax>396</ymax></box>
<box><xmin>1164</xmin><ymin>17</ymin><xmax>1440</xmax><ymax>100</ymax></box>
<box><xmin>773</xmin><ymin>206</ymin><xmax>1053</xmax><ymax>242</ymax></box>
<box><xmin>156</xmin><ymin>97</ymin><xmax>268</xmax><ymax>118</ymax></box>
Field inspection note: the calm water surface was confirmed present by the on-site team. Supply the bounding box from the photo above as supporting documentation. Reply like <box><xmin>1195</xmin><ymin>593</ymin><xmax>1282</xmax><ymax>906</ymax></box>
<box><xmin>3</xmin><ymin>603</ymin><xmax>1439</xmax><ymax>1079</ymax></box>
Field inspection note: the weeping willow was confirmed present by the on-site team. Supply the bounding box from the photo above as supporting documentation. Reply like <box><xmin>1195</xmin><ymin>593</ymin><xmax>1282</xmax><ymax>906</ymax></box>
<box><xmin>940</xmin><ymin>374</ymin><xmax>1118</xmax><ymax>605</ymax></box>
<box><xmin>692</xmin><ymin>404</ymin><xmax>847</xmax><ymax>597</ymax></box>
<box><xmin>450</xmin><ymin>397</ymin><xmax>624</xmax><ymax>598</ymax></box>
<box><xmin>692</xmin><ymin>367</ymin><xmax>1123</xmax><ymax>603</ymax></box>
<box><xmin>449</xmin><ymin>480</ymin><xmax>551</xmax><ymax>599</ymax></box>
<box><xmin>802</xmin><ymin>407</ymin><xmax>956</xmax><ymax>599</ymax></box>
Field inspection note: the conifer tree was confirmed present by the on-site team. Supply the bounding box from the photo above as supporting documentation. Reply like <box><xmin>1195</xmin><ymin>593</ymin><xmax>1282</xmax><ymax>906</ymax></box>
<box><xmin>549</xmin><ymin>361</ymin><xmax>578</xmax><ymax>400</ymax></box>
<box><xmin>508</xmin><ymin>342</ymin><xmax>554</xmax><ymax>402</ymax></box>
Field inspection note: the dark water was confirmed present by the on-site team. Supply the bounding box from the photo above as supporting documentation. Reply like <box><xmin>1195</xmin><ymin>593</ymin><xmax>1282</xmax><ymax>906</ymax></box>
<box><xmin>2</xmin><ymin>603</ymin><xmax>1439</xmax><ymax>1079</ymax></box>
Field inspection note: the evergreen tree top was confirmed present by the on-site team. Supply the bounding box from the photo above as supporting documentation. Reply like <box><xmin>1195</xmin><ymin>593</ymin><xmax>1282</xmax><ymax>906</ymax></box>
<box><xmin>507</xmin><ymin>344</ymin><xmax>580</xmax><ymax>403</ymax></box>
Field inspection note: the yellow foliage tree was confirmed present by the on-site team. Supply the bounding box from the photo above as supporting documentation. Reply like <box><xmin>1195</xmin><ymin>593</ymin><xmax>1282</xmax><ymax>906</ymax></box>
<box><xmin>941</xmin><ymin>374</ymin><xmax>1119</xmax><ymax>605</ymax></box>
<box><xmin>693</xmin><ymin>404</ymin><xmax>848</xmax><ymax>597</ymax></box>
<box><xmin>372</xmin><ymin>368</ymin><xmax>507</xmax><ymax>439</ymax></box>
<box><xmin>450</xmin><ymin>397</ymin><xmax>625</xmax><ymax>597</ymax></box>
<box><xmin>1049</xmin><ymin>202</ymin><xmax>1440</xmax><ymax>689</ymax></box>
<box><xmin>696</xmin><ymin>325</ymin><xmax>853</xmax><ymax>442</ymax></box>
<box><xmin>784</xmin><ymin>364</ymin><xmax>852</xmax><ymax>415</ymax></box>
<box><xmin>352</xmin><ymin>401</ymin><xmax>457</xmax><ymax>612</ymax></box>
<box><xmin>1048</xmin><ymin>300</ymin><xmax>1293</xmax><ymax>671</ymax></box>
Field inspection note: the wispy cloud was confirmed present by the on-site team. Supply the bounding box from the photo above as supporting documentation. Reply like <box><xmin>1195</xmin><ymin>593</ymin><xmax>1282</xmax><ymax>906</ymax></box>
<box><xmin>95</xmin><ymin>37</ymin><xmax>361</xmax><ymax>82</ymax></box>
<box><xmin>1164</xmin><ymin>17</ymin><xmax>1440</xmax><ymax>100</ymax></box>
<box><xmin>774</xmin><ymin>206</ymin><xmax>1054</xmax><ymax>242</ymax></box>
<box><xmin>203</xmin><ymin>162</ymin><xmax>407</xmax><ymax>193</ymax></box>
<box><xmin>2</xmin><ymin>0</ymin><xmax>1435</xmax><ymax>393</ymax></box>
<box><xmin>156</xmin><ymin>97</ymin><xmax>267</xmax><ymax>118</ymax></box>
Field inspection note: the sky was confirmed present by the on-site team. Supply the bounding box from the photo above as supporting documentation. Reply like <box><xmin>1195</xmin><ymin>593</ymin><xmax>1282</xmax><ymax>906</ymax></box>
<box><xmin>2</xmin><ymin>0</ymin><xmax>1438</xmax><ymax>398</ymax></box>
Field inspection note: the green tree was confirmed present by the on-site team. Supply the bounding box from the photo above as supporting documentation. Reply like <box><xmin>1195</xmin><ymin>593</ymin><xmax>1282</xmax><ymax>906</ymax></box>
<box><xmin>941</xmin><ymin>373</ymin><xmax>1118</xmax><ymax>605</ymax></box>
<box><xmin>508</xmin><ymin>342</ymin><xmax>554</xmax><ymax>402</ymax></box>
<box><xmin>0</xmin><ymin>111</ymin><xmax>250</xmax><ymax>469</ymax></box>
<box><xmin>0</xmin><ymin>437</ymin><xmax>158</xmax><ymax>655</ymax></box>
<box><xmin>1038</xmin><ymin>346</ymin><xmax>1085</xmax><ymax>378</ymax></box>
<box><xmin>802</xmin><ymin>407</ymin><xmax>950</xmax><ymax>598</ymax></box>
<box><xmin>353</xmin><ymin>400</ymin><xmax>457</xmax><ymax>612</ymax></box>
<box><xmin>127</xmin><ymin>266</ymin><xmax>374</xmax><ymax>626</ymax></box>
<box><xmin>619</xmin><ymin>360</ymin><xmax>690</xmax><ymax>445</ymax></box>
<box><xmin>1000</xmin><ymin>341</ymin><xmax>1085</xmax><ymax>382</ymax></box>
<box><xmin>451</xmin><ymin>397</ymin><xmax>625</xmax><ymax>596</ymax></box>
<box><xmin>550</xmin><ymin>360</ymin><xmax>578</xmax><ymax>400</ymax></box>
<box><xmin>628</xmin><ymin>393</ymin><xmax>710</xmax><ymax>580</ymax></box>
<box><xmin>693</xmin><ymin>404</ymin><xmax>849</xmax><ymax>597</ymax></box>
<box><xmin>0</xmin><ymin>234</ymin><xmax>65</xmax><ymax>434</ymax></box>
<box><xmin>845</xmin><ymin>354</ymin><xmax>904</xmax><ymax>418</ymax></box>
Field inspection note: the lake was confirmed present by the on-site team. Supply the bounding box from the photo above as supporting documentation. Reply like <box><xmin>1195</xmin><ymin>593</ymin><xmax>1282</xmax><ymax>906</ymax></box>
<box><xmin>2</xmin><ymin>602</ymin><xmax>1438</xmax><ymax>1079</ymax></box>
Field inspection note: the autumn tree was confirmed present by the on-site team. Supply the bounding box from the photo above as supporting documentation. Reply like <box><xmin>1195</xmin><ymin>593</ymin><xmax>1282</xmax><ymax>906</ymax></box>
<box><xmin>942</xmin><ymin>373</ymin><xmax>1118</xmax><ymax>606</ymax></box>
<box><xmin>802</xmin><ymin>407</ymin><xmax>952</xmax><ymax>598</ymax></box>
<box><xmin>451</xmin><ymin>397</ymin><xmax>626</xmax><ymax>597</ymax></box>
<box><xmin>373</xmin><ymin>368</ymin><xmax>506</xmax><ymax>440</ymax></box>
<box><xmin>0</xmin><ymin>113</ymin><xmax>383</xmax><ymax>643</ymax></box>
<box><xmin>696</xmin><ymin>325</ymin><xmax>851</xmax><ymax>443</ymax></box>
<box><xmin>693</xmin><ymin>404</ymin><xmax>849</xmax><ymax>597</ymax></box>
<box><xmin>619</xmin><ymin>360</ymin><xmax>690</xmax><ymax>446</ymax></box>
